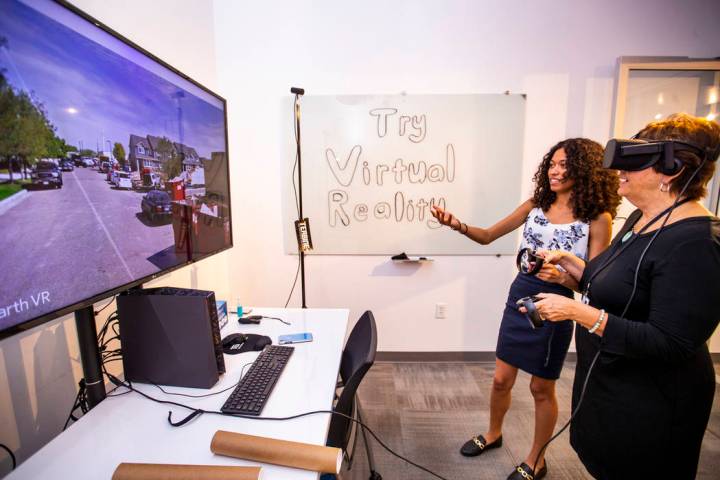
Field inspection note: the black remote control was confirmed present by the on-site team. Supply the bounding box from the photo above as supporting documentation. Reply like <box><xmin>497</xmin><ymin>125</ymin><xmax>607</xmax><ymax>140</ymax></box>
<box><xmin>516</xmin><ymin>295</ymin><xmax>544</xmax><ymax>329</ymax></box>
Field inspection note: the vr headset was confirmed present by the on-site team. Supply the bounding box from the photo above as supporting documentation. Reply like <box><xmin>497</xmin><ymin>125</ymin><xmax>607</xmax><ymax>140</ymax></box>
<box><xmin>603</xmin><ymin>138</ymin><xmax>712</xmax><ymax>175</ymax></box>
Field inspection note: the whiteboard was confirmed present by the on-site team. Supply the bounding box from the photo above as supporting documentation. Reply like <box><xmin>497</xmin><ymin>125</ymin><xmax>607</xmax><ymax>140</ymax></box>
<box><xmin>283</xmin><ymin>94</ymin><xmax>526</xmax><ymax>255</ymax></box>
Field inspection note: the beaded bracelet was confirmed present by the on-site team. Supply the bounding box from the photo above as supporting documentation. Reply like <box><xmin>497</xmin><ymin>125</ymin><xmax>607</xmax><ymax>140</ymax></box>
<box><xmin>588</xmin><ymin>309</ymin><xmax>605</xmax><ymax>334</ymax></box>
<box><xmin>452</xmin><ymin>222</ymin><xmax>469</xmax><ymax>234</ymax></box>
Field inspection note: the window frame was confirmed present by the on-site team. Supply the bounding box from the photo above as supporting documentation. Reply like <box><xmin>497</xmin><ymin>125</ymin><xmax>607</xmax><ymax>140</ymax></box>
<box><xmin>612</xmin><ymin>56</ymin><xmax>720</xmax><ymax>214</ymax></box>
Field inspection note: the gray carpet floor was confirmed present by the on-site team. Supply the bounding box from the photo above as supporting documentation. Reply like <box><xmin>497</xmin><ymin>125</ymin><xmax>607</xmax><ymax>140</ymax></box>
<box><xmin>340</xmin><ymin>361</ymin><xmax>720</xmax><ymax>480</ymax></box>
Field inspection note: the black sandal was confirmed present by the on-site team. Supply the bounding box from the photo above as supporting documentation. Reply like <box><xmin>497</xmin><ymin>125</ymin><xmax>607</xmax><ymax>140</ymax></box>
<box><xmin>506</xmin><ymin>461</ymin><xmax>548</xmax><ymax>480</ymax></box>
<box><xmin>459</xmin><ymin>434</ymin><xmax>503</xmax><ymax>457</ymax></box>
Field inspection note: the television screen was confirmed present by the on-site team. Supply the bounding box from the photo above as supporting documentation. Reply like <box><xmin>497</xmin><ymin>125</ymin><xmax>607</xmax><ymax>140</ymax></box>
<box><xmin>0</xmin><ymin>0</ymin><xmax>232</xmax><ymax>337</ymax></box>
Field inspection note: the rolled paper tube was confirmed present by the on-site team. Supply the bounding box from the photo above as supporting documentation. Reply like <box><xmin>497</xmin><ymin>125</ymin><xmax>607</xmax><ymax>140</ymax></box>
<box><xmin>210</xmin><ymin>430</ymin><xmax>342</xmax><ymax>474</ymax></box>
<box><xmin>111</xmin><ymin>463</ymin><xmax>261</xmax><ymax>480</ymax></box>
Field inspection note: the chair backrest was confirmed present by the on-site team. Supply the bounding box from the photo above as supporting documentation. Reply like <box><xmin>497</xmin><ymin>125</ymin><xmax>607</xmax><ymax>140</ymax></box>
<box><xmin>326</xmin><ymin>310</ymin><xmax>378</xmax><ymax>449</ymax></box>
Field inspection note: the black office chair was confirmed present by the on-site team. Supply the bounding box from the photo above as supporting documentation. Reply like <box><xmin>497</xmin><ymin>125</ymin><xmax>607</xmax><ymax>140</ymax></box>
<box><xmin>326</xmin><ymin>310</ymin><xmax>381</xmax><ymax>480</ymax></box>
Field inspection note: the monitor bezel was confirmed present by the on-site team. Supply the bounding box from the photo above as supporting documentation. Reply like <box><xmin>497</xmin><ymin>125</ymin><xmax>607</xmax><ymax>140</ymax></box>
<box><xmin>0</xmin><ymin>0</ymin><xmax>233</xmax><ymax>340</ymax></box>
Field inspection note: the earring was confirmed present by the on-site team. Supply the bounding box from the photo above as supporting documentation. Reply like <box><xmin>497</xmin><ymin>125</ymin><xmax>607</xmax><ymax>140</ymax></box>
<box><xmin>659</xmin><ymin>182</ymin><xmax>669</xmax><ymax>193</ymax></box>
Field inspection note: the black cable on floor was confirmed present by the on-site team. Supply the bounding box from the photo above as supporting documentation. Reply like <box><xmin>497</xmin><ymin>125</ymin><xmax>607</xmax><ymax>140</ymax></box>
<box><xmin>0</xmin><ymin>443</ymin><xmax>16</xmax><ymax>471</ymax></box>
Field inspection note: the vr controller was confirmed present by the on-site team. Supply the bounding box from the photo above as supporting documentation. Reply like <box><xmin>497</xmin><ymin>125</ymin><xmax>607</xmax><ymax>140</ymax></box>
<box><xmin>516</xmin><ymin>248</ymin><xmax>544</xmax><ymax>276</ymax></box>
<box><xmin>516</xmin><ymin>295</ymin><xmax>544</xmax><ymax>329</ymax></box>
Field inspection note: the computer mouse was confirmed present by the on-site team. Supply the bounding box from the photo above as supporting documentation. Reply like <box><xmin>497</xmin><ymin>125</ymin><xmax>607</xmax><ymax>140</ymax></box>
<box><xmin>238</xmin><ymin>315</ymin><xmax>262</xmax><ymax>325</ymax></box>
<box><xmin>253</xmin><ymin>336</ymin><xmax>272</xmax><ymax>351</ymax></box>
<box><xmin>221</xmin><ymin>333</ymin><xmax>248</xmax><ymax>352</ymax></box>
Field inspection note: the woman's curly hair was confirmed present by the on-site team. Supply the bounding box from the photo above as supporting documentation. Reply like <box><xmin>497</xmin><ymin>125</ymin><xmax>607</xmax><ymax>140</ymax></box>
<box><xmin>532</xmin><ymin>138</ymin><xmax>621</xmax><ymax>222</ymax></box>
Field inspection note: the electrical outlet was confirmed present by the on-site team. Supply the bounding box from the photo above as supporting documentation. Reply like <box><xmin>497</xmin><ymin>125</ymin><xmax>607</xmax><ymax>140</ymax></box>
<box><xmin>435</xmin><ymin>303</ymin><xmax>447</xmax><ymax>319</ymax></box>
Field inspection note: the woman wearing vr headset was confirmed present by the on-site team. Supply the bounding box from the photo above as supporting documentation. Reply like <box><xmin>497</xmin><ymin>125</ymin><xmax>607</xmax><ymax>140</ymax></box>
<box><xmin>533</xmin><ymin>114</ymin><xmax>720</xmax><ymax>479</ymax></box>
<box><xmin>431</xmin><ymin>138</ymin><xmax>620</xmax><ymax>480</ymax></box>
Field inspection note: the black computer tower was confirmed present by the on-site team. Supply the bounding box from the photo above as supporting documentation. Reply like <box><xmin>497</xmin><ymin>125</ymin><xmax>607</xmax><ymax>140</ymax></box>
<box><xmin>117</xmin><ymin>287</ymin><xmax>225</xmax><ymax>389</ymax></box>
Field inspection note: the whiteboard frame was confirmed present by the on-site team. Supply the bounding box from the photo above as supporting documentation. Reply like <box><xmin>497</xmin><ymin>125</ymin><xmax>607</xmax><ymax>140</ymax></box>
<box><xmin>282</xmin><ymin>93</ymin><xmax>528</xmax><ymax>256</ymax></box>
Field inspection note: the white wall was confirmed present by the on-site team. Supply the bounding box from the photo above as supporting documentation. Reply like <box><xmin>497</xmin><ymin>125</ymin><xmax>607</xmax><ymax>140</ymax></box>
<box><xmin>0</xmin><ymin>0</ymin><xmax>229</xmax><ymax>475</ymax></box>
<box><xmin>213</xmin><ymin>0</ymin><xmax>720</xmax><ymax>352</ymax></box>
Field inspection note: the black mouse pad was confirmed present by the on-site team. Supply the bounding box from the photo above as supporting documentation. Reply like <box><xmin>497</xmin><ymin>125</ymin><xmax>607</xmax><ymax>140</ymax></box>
<box><xmin>221</xmin><ymin>333</ymin><xmax>272</xmax><ymax>355</ymax></box>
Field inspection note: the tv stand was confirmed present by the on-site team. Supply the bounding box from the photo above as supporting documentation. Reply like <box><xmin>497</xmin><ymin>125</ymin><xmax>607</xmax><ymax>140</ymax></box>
<box><xmin>74</xmin><ymin>305</ymin><xmax>105</xmax><ymax>409</ymax></box>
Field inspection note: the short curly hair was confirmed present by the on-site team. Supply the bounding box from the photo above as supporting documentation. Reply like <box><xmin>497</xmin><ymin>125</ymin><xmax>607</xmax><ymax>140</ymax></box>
<box><xmin>635</xmin><ymin>113</ymin><xmax>720</xmax><ymax>201</ymax></box>
<box><xmin>532</xmin><ymin>138</ymin><xmax>621</xmax><ymax>222</ymax></box>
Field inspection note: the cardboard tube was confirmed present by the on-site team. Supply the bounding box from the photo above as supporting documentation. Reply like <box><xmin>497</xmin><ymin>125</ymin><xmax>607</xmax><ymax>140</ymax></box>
<box><xmin>211</xmin><ymin>430</ymin><xmax>342</xmax><ymax>474</ymax></box>
<box><xmin>112</xmin><ymin>463</ymin><xmax>261</xmax><ymax>480</ymax></box>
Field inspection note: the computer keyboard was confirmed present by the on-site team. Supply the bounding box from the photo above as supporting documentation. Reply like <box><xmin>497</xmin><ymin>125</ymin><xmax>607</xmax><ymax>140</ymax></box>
<box><xmin>220</xmin><ymin>344</ymin><xmax>294</xmax><ymax>415</ymax></box>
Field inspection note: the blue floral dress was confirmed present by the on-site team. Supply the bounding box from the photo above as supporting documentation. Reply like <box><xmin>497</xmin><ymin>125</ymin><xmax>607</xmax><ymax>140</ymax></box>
<box><xmin>496</xmin><ymin>208</ymin><xmax>590</xmax><ymax>379</ymax></box>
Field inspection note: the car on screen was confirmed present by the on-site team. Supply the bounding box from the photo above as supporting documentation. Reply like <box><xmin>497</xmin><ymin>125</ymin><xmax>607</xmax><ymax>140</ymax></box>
<box><xmin>142</xmin><ymin>172</ymin><xmax>161</xmax><ymax>188</ymax></box>
<box><xmin>101</xmin><ymin>160</ymin><xmax>116</xmax><ymax>173</ymax></box>
<box><xmin>141</xmin><ymin>190</ymin><xmax>172</xmax><ymax>223</ymax></box>
<box><xmin>60</xmin><ymin>160</ymin><xmax>74</xmax><ymax>172</ymax></box>
<box><xmin>31</xmin><ymin>161</ymin><xmax>63</xmax><ymax>188</ymax></box>
<box><xmin>115</xmin><ymin>171</ymin><xmax>132</xmax><ymax>190</ymax></box>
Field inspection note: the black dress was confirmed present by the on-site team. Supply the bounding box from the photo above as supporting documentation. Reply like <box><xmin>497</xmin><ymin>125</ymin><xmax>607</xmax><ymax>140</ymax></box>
<box><xmin>573</xmin><ymin>215</ymin><xmax>720</xmax><ymax>479</ymax></box>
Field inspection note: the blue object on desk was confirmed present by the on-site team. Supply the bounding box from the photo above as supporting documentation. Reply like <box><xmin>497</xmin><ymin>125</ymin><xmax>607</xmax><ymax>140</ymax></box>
<box><xmin>216</xmin><ymin>300</ymin><xmax>228</xmax><ymax>330</ymax></box>
<box><xmin>278</xmin><ymin>332</ymin><xmax>313</xmax><ymax>344</ymax></box>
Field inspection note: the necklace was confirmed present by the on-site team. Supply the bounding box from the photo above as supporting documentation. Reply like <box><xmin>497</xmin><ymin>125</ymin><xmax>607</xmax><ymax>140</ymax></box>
<box><xmin>621</xmin><ymin>197</ymin><xmax>693</xmax><ymax>244</ymax></box>
<box><xmin>583</xmin><ymin>196</ymin><xmax>693</xmax><ymax>301</ymax></box>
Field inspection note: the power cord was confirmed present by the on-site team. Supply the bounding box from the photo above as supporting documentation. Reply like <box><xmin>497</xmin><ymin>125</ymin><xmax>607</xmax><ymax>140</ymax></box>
<box><xmin>94</xmin><ymin>295</ymin><xmax>116</xmax><ymax>315</ymax></box>
<box><xmin>0</xmin><ymin>443</ymin><xmax>16</xmax><ymax>472</ymax></box>
<box><xmin>65</xmin><ymin>310</ymin><xmax>122</xmax><ymax>429</ymax></box>
<box><xmin>242</xmin><ymin>315</ymin><xmax>291</xmax><ymax>326</ymax></box>
<box><xmin>64</xmin><ymin>310</ymin><xmax>121</xmax><ymax>429</ymax></box>
<box><xmin>283</xmin><ymin>261</ymin><xmax>301</xmax><ymax>308</ymax></box>
<box><xmin>149</xmin><ymin>363</ymin><xmax>253</xmax><ymax>398</ymax></box>
<box><xmin>262</xmin><ymin>316</ymin><xmax>290</xmax><ymax>325</ymax></box>
<box><xmin>102</xmin><ymin>370</ymin><xmax>449</xmax><ymax>480</ymax></box>
<box><xmin>62</xmin><ymin>379</ymin><xmax>90</xmax><ymax>430</ymax></box>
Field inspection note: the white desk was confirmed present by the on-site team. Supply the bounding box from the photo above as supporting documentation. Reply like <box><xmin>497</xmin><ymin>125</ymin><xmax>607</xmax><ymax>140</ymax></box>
<box><xmin>7</xmin><ymin>308</ymin><xmax>349</xmax><ymax>480</ymax></box>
